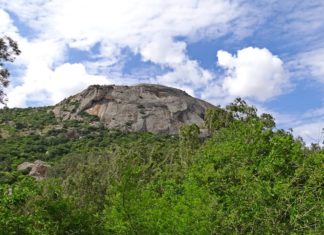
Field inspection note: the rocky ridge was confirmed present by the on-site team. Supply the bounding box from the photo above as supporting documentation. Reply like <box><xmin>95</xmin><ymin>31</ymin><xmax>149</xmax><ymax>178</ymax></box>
<box><xmin>53</xmin><ymin>84</ymin><xmax>215</xmax><ymax>134</ymax></box>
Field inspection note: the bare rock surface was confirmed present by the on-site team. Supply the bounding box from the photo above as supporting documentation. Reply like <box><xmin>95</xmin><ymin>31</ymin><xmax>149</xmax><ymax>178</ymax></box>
<box><xmin>17</xmin><ymin>160</ymin><xmax>50</xmax><ymax>180</ymax></box>
<box><xmin>53</xmin><ymin>84</ymin><xmax>215</xmax><ymax>134</ymax></box>
<box><xmin>17</xmin><ymin>162</ymin><xmax>35</xmax><ymax>172</ymax></box>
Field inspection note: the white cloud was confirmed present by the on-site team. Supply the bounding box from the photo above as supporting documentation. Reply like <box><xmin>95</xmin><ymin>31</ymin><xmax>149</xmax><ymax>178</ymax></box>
<box><xmin>0</xmin><ymin>0</ymin><xmax>259</xmax><ymax>107</ymax></box>
<box><xmin>292</xmin><ymin>47</ymin><xmax>324</xmax><ymax>83</ymax></box>
<box><xmin>0</xmin><ymin>9</ymin><xmax>17</xmax><ymax>34</ymax></box>
<box><xmin>258</xmin><ymin>106</ymin><xmax>324</xmax><ymax>146</ymax></box>
<box><xmin>0</xmin><ymin>0</ymin><xmax>249</xmax><ymax>51</ymax></box>
<box><xmin>6</xmin><ymin>63</ymin><xmax>110</xmax><ymax>107</ymax></box>
<box><xmin>156</xmin><ymin>60</ymin><xmax>213</xmax><ymax>96</ymax></box>
<box><xmin>258</xmin><ymin>103</ymin><xmax>324</xmax><ymax>146</ymax></box>
<box><xmin>14</xmin><ymin>39</ymin><xmax>66</xmax><ymax>69</ymax></box>
<box><xmin>3</xmin><ymin>1</ymin><xmax>316</xmax><ymax>108</ymax></box>
<box><xmin>293</xmin><ymin>122</ymin><xmax>324</xmax><ymax>146</ymax></box>
<box><xmin>289</xmin><ymin>104</ymin><xmax>324</xmax><ymax>146</ymax></box>
<box><xmin>140</xmin><ymin>37</ymin><xmax>186</xmax><ymax>65</ymax></box>
<box><xmin>217</xmin><ymin>47</ymin><xmax>290</xmax><ymax>101</ymax></box>
<box><xmin>303</xmin><ymin>106</ymin><xmax>324</xmax><ymax>119</ymax></box>
<box><xmin>282</xmin><ymin>1</ymin><xmax>324</xmax><ymax>38</ymax></box>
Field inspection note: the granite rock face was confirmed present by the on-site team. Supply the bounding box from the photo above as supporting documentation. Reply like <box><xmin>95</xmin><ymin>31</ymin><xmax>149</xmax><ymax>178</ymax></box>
<box><xmin>17</xmin><ymin>160</ymin><xmax>50</xmax><ymax>180</ymax></box>
<box><xmin>53</xmin><ymin>84</ymin><xmax>215</xmax><ymax>134</ymax></box>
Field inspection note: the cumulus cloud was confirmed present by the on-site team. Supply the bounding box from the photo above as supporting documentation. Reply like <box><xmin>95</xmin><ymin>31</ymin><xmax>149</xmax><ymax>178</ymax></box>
<box><xmin>217</xmin><ymin>47</ymin><xmax>290</xmax><ymax>101</ymax></box>
<box><xmin>6</xmin><ymin>63</ymin><xmax>110</xmax><ymax>107</ymax></box>
<box><xmin>140</xmin><ymin>37</ymin><xmax>186</xmax><ymax>65</ymax></box>
<box><xmin>0</xmin><ymin>0</ymin><xmax>259</xmax><ymax>107</ymax></box>
<box><xmin>156</xmin><ymin>60</ymin><xmax>213</xmax><ymax>96</ymax></box>
<box><xmin>0</xmin><ymin>9</ymin><xmax>17</xmax><ymax>34</ymax></box>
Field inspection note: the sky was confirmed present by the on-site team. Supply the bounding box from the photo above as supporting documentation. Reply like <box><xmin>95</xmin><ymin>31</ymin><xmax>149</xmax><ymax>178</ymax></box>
<box><xmin>0</xmin><ymin>0</ymin><xmax>323</xmax><ymax>144</ymax></box>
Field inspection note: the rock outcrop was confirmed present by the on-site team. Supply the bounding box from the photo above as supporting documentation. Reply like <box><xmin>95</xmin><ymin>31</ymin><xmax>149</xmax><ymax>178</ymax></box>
<box><xmin>17</xmin><ymin>160</ymin><xmax>50</xmax><ymax>180</ymax></box>
<box><xmin>53</xmin><ymin>84</ymin><xmax>215</xmax><ymax>134</ymax></box>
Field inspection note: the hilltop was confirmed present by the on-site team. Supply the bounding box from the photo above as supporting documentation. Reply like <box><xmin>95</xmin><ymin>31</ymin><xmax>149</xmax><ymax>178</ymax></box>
<box><xmin>53</xmin><ymin>84</ymin><xmax>214</xmax><ymax>134</ymax></box>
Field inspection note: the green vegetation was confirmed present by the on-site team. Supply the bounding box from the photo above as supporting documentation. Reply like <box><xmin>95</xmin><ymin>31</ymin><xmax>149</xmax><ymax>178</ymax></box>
<box><xmin>0</xmin><ymin>99</ymin><xmax>323</xmax><ymax>234</ymax></box>
<box><xmin>0</xmin><ymin>36</ymin><xmax>21</xmax><ymax>104</ymax></box>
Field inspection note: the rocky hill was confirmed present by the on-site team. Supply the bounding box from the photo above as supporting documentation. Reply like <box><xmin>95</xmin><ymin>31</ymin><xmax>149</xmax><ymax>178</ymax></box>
<box><xmin>53</xmin><ymin>84</ymin><xmax>215</xmax><ymax>134</ymax></box>
<box><xmin>0</xmin><ymin>86</ymin><xmax>322</xmax><ymax>234</ymax></box>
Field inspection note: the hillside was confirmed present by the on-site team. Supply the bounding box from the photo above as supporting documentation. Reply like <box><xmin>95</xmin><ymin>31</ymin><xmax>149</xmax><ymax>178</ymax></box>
<box><xmin>0</xmin><ymin>86</ymin><xmax>323</xmax><ymax>234</ymax></box>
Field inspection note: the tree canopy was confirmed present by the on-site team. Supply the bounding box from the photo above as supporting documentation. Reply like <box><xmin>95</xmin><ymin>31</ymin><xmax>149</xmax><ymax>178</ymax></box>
<box><xmin>0</xmin><ymin>36</ymin><xmax>21</xmax><ymax>104</ymax></box>
<box><xmin>0</xmin><ymin>101</ymin><xmax>322</xmax><ymax>234</ymax></box>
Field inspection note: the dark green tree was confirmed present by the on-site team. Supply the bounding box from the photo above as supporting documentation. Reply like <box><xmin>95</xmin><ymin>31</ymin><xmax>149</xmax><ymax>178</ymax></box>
<box><xmin>0</xmin><ymin>36</ymin><xmax>21</xmax><ymax>104</ymax></box>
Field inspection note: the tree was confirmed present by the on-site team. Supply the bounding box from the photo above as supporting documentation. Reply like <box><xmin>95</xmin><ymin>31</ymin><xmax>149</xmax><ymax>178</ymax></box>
<box><xmin>204</xmin><ymin>106</ymin><xmax>233</xmax><ymax>133</ymax></box>
<box><xmin>179</xmin><ymin>123</ymin><xmax>200</xmax><ymax>148</ymax></box>
<box><xmin>0</xmin><ymin>36</ymin><xmax>21</xmax><ymax>104</ymax></box>
<box><xmin>226</xmin><ymin>97</ymin><xmax>257</xmax><ymax>120</ymax></box>
<box><xmin>179</xmin><ymin>124</ymin><xmax>200</xmax><ymax>167</ymax></box>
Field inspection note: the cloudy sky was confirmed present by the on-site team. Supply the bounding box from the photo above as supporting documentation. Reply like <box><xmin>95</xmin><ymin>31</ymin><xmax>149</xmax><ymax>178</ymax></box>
<box><xmin>0</xmin><ymin>0</ymin><xmax>324</xmax><ymax>144</ymax></box>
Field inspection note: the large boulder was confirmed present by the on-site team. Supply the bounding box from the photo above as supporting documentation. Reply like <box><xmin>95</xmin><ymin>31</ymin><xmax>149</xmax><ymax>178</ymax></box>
<box><xmin>53</xmin><ymin>84</ymin><xmax>215</xmax><ymax>134</ymax></box>
<box><xmin>17</xmin><ymin>160</ymin><xmax>50</xmax><ymax>180</ymax></box>
<box><xmin>17</xmin><ymin>162</ymin><xmax>34</xmax><ymax>172</ymax></box>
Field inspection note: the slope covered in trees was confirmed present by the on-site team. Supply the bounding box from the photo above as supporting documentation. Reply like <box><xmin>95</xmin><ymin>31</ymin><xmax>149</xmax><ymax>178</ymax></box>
<box><xmin>0</xmin><ymin>99</ymin><xmax>323</xmax><ymax>234</ymax></box>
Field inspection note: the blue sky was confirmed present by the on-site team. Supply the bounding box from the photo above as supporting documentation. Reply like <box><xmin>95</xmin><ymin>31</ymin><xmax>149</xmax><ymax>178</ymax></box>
<box><xmin>0</xmin><ymin>0</ymin><xmax>323</xmax><ymax>144</ymax></box>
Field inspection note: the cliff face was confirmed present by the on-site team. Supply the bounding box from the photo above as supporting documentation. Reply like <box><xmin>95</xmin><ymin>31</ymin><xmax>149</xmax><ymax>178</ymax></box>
<box><xmin>53</xmin><ymin>84</ymin><xmax>215</xmax><ymax>134</ymax></box>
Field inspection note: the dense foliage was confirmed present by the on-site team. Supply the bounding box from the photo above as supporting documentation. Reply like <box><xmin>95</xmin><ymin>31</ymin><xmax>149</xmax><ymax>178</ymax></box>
<box><xmin>0</xmin><ymin>99</ymin><xmax>323</xmax><ymax>234</ymax></box>
<box><xmin>0</xmin><ymin>36</ymin><xmax>21</xmax><ymax>104</ymax></box>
